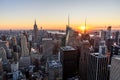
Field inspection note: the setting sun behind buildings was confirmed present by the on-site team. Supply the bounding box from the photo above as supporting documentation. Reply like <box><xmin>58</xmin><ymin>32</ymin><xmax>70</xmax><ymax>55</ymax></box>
<box><xmin>77</xmin><ymin>26</ymin><xmax>86</xmax><ymax>34</ymax></box>
<box><xmin>81</xmin><ymin>26</ymin><xmax>86</xmax><ymax>33</ymax></box>
<box><xmin>76</xmin><ymin>25</ymin><xmax>91</xmax><ymax>34</ymax></box>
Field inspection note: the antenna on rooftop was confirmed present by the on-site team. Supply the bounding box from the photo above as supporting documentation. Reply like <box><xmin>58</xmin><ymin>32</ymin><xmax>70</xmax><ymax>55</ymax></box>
<box><xmin>68</xmin><ymin>14</ymin><xmax>70</xmax><ymax>27</ymax></box>
<box><xmin>85</xmin><ymin>18</ymin><xmax>87</xmax><ymax>34</ymax></box>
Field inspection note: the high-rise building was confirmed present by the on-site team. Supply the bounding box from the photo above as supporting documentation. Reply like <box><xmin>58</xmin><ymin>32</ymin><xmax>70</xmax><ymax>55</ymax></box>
<box><xmin>0</xmin><ymin>41</ymin><xmax>12</xmax><ymax>59</ymax></box>
<box><xmin>46</xmin><ymin>55</ymin><xmax>62</xmax><ymax>80</ymax></box>
<box><xmin>0</xmin><ymin>58</ymin><xmax>3</xmax><ymax>80</ymax></box>
<box><xmin>111</xmin><ymin>45</ymin><xmax>120</xmax><ymax>55</ymax></box>
<box><xmin>33</xmin><ymin>20</ymin><xmax>38</xmax><ymax>43</ymax></box>
<box><xmin>99</xmin><ymin>30</ymin><xmax>107</xmax><ymax>40</ymax></box>
<box><xmin>99</xmin><ymin>40</ymin><xmax>107</xmax><ymax>55</ymax></box>
<box><xmin>79</xmin><ymin>40</ymin><xmax>90</xmax><ymax>80</ymax></box>
<box><xmin>107</xmin><ymin>26</ymin><xmax>112</xmax><ymax>39</ymax></box>
<box><xmin>110</xmin><ymin>55</ymin><xmax>120</xmax><ymax>80</ymax></box>
<box><xmin>87</xmin><ymin>53</ymin><xmax>108</xmax><ymax>80</ymax></box>
<box><xmin>0</xmin><ymin>47</ymin><xmax>8</xmax><ymax>64</ymax></box>
<box><xmin>93</xmin><ymin>36</ymin><xmax>101</xmax><ymax>52</ymax></box>
<box><xmin>60</xmin><ymin>46</ymin><xmax>79</xmax><ymax>79</ymax></box>
<box><xmin>106</xmin><ymin>39</ymin><xmax>114</xmax><ymax>52</ymax></box>
<box><xmin>20</xmin><ymin>34</ymin><xmax>29</xmax><ymax>56</ymax></box>
<box><xmin>115</xmin><ymin>31</ymin><xmax>119</xmax><ymax>44</ymax></box>
<box><xmin>19</xmin><ymin>33</ymin><xmax>30</xmax><ymax>69</ymax></box>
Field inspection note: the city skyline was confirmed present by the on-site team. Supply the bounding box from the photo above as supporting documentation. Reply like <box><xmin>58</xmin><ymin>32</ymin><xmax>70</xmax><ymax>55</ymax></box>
<box><xmin>0</xmin><ymin>0</ymin><xmax>120</xmax><ymax>30</ymax></box>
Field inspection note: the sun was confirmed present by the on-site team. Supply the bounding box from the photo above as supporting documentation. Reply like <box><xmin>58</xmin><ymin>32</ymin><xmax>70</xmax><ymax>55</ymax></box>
<box><xmin>76</xmin><ymin>25</ymin><xmax>90</xmax><ymax>33</ymax></box>
<box><xmin>81</xmin><ymin>26</ymin><xmax>86</xmax><ymax>31</ymax></box>
<box><xmin>77</xmin><ymin>26</ymin><xmax>86</xmax><ymax>33</ymax></box>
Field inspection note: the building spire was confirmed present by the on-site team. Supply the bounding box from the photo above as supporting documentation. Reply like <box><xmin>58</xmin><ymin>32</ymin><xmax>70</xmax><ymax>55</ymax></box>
<box><xmin>35</xmin><ymin>19</ymin><xmax>36</xmax><ymax>25</ymax></box>
<box><xmin>84</xmin><ymin>18</ymin><xmax>87</xmax><ymax>34</ymax></box>
<box><xmin>68</xmin><ymin>14</ymin><xmax>70</xmax><ymax>27</ymax></box>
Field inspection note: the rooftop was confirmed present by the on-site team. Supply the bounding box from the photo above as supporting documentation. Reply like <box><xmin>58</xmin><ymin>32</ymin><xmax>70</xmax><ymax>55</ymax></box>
<box><xmin>91</xmin><ymin>53</ymin><xmax>107</xmax><ymax>58</ymax></box>
<box><xmin>61</xmin><ymin>46</ymin><xmax>75</xmax><ymax>51</ymax></box>
<box><xmin>48</xmin><ymin>60</ymin><xmax>62</xmax><ymax>68</ymax></box>
<box><xmin>47</xmin><ymin>56</ymin><xmax>62</xmax><ymax>68</ymax></box>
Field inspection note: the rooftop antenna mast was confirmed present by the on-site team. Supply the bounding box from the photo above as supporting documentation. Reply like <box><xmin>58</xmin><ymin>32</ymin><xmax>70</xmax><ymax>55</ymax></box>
<box><xmin>35</xmin><ymin>19</ymin><xmax>36</xmax><ymax>24</ymax></box>
<box><xmin>68</xmin><ymin>14</ymin><xmax>70</xmax><ymax>27</ymax></box>
<box><xmin>85</xmin><ymin>18</ymin><xmax>87</xmax><ymax>34</ymax></box>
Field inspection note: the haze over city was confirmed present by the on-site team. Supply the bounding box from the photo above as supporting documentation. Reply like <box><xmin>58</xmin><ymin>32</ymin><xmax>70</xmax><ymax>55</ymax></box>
<box><xmin>0</xmin><ymin>0</ymin><xmax>120</xmax><ymax>31</ymax></box>
<box><xmin>1</xmin><ymin>0</ymin><xmax>120</xmax><ymax>80</ymax></box>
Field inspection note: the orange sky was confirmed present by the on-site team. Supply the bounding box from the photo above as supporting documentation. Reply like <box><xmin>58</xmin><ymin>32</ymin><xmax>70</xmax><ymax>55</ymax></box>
<box><xmin>0</xmin><ymin>0</ymin><xmax>120</xmax><ymax>31</ymax></box>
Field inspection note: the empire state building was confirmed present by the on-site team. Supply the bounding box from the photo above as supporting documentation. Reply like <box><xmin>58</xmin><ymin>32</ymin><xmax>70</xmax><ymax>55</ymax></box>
<box><xmin>33</xmin><ymin>20</ymin><xmax>38</xmax><ymax>43</ymax></box>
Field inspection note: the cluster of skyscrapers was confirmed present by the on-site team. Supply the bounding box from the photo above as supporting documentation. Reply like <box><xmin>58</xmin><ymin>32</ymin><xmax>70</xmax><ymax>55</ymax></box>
<box><xmin>0</xmin><ymin>20</ymin><xmax>120</xmax><ymax>80</ymax></box>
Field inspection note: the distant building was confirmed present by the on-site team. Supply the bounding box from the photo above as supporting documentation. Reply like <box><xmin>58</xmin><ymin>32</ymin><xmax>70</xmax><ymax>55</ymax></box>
<box><xmin>0</xmin><ymin>47</ymin><xmax>8</xmax><ymax>64</ymax></box>
<box><xmin>108</xmin><ymin>45</ymin><xmax>115</xmax><ymax>65</ymax></box>
<box><xmin>110</xmin><ymin>55</ymin><xmax>120</xmax><ymax>80</ymax></box>
<box><xmin>111</xmin><ymin>45</ymin><xmax>120</xmax><ymax>55</ymax></box>
<box><xmin>0</xmin><ymin>40</ymin><xmax>12</xmax><ymax>59</ymax></box>
<box><xmin>60</xmin><ymin>46</ymin><xmax>79</xmax><ymax>80</ymax></box>
<box><xmin>99</xmin><ymin>30</ymin><xmax>107</xmax><ymax>40</ymax></box>
<box><xmin>107</xmin><ymin>26</ymin><xmax>112</xmax><ymax>39</ymax></box>
<box><xmin>46</xmin><ymin>56</ymin><xmax>62</xmax><ymax>80</ymax></box>
<box><xmin>0</xmin><ymin>58</ymin><xmax>3</xmax><ymax>80</ymax></box>
<box><xmin>19</xmin><ymin>34</ymin><xmax>30</xmax><ymax>69</ymax></box>
<box><xmin>106</xmin><ymin>39</ymin><xmax>114</xmax><ymax>52</ymax></box>
<box><xmin>20</xmin><ymin>34</ymin><xmax>29</xmax><ymax>56</ymax></box>
<box><xmin>99</xmin><ymin>40</ymin><xmax>107</xmax><ymax>55</ymax></box>
<box><xmin>53</xmin><ymin>40</ymin><xmax>60</xmax><ymax>55</ymax></box>
<box><xmin>115</xmin><ymin>31</ymin><xmax>119</xmax><ymax>44</ymax></box>
<box><xmin>66</xmin><ymin>27</ymin><xmax>80</xmax><ymax>47</ymax></box>
<box><xmin>79</xmin><ymin>40</ymin><xmax>90</xmax><ymax>80</ymax></box>
<box><xmin>33</xmin><ymin>20</ymin><xmax>38</xmax><ymax>43</ymax></box>
<box><xmin>88</xmin><ymin>53</ymin><xmax>108</xmax><ymax>80</ymax></box>
<box><xmin>93</xmin><ymin>36</ymin><xmax>101</xmax><ymax>52</ymax></box>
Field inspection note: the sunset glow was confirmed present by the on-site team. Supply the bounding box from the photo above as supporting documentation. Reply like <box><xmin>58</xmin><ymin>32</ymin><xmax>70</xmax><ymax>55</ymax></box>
<box><xmin>81</xmin><ymin>26</ymin><xmax>86</xmax><ymax>31</ymax></box>
<box><xmin>0</xmin><ymin>0</ymin><xmax>120</xmax><ymax>30</ymax></box>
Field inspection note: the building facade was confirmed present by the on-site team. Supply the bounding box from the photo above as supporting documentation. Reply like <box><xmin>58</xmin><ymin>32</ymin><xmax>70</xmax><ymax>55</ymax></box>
<box><xmin>88</xmin><ymin>53</ymin><xmax>108</xmax><ymax>80</ymax></box>
<box><xmin>60</xmin><ymin>46</ymin><xmax>79</xmax><ymax>80</ymax></box>
<box><xmin>110</xmin><ymin>55</ymin><xmax>120</xmax><ymax>80</ymax></box>
<box><xmin>79</xmin><ymin>40</ymin><xmax>90</xmax><ymax>80</ymax></box>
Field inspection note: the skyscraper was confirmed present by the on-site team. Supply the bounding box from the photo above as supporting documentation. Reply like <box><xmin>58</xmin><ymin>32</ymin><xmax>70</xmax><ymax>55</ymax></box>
<box><xmin>88</xmin><ymin>53</ymin><xmax>108</xmax><ymax>80</ymax></box>
<box><xmin>115</xmin><ymin>31</ymin><xmax>119</xmax><ymax>44</ymax></box>
<box><xmin>19</xmin><ymin>33</ymin><xmax>30</xmax><ymax>69</ymax></box>
<box><xmin>99</xmin><ymin>40</ymin><xmax>107</xmax><ymax>55</ymax></box>
<box><xmin>33</xmin><ymin>20</ymin><xmax>38</xmax><ymax>43</ymax></box>
<box><xmin>79</xmin><ymin>40</ymin><xmax>90</xmax><ymax>80</ymax></box>
<box><xmin>20</xmin><ymin>34</ymin><xmax>29</xmax><ymax>56</ymax></box>
<box><xmin>0</xmin><ymin>47</ymin><xmax>8</xmax><ymax>64</ymax></box>
<box><xmin>60</xmin><ymin>46</ymin><xmax>79</xmax><ymax>79</ymax></box>
<box><xmin>107</xmin><ymin>26</ymin><xmax>112</xmax><ymax>39</ymax></box>
<box><xmin>0</xmin><ymin>58</ymin><xmax>3</xmax><ymax>80</ymax></box>
<box><xmin>110</xmin><ymin>55</ymin><xmax>120</xmax><ymax>80</ymax></box>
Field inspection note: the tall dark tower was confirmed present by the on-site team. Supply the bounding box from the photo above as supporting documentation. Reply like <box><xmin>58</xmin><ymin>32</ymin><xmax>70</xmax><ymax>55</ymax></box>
<box><xmin>33</xmin><ymin>20</ymin><xmax>38</xmax><ymax>43</ymax></box>
<box><xmin>79</xmin><ymin>40</ymin><xmax>90</xmax><ymax>80</ymax></box>
<box><xmin>60</xmin><ymin>46</ymin><xmax>79</xmax><ymax>79</ymax></box>
<box><xmin>66</xmin><ymin>15</ymin><xmax>71</xmax><ymax>46</ymax></box>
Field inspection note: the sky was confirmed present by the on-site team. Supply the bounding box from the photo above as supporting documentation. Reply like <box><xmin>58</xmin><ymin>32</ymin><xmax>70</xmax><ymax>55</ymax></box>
<box><xmin>0</xmin><ymin>0</ymin><xmax>120</xmax><ymax>30</ymax></box>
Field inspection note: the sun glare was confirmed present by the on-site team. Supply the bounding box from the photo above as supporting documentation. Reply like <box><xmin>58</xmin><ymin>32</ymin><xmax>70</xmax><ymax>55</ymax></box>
<box><xmin>81</xmin><ymin>26</ymin><xmax>86</xmax><ymax>31</ymax></box>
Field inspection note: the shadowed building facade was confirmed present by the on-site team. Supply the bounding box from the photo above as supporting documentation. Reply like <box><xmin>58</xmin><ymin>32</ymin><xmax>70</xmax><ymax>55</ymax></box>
<box><xmin>110</xmin><ymin>55</ymin><xmax>120</xmax><ymax>80</ymax></box>
<box><xmin>60</xmin><ymin>46</ymin><xmax>79</xmax><ymax>80</ymax></box>
<box><xmin>87</xmin><ymin>53</ymin><xmax>108</xmax><ymax>80</ymax></box>
<box><xmin>79</xmin><ymin>40</ymin><xmax>90</xmax><ymax>80</ymax></box>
